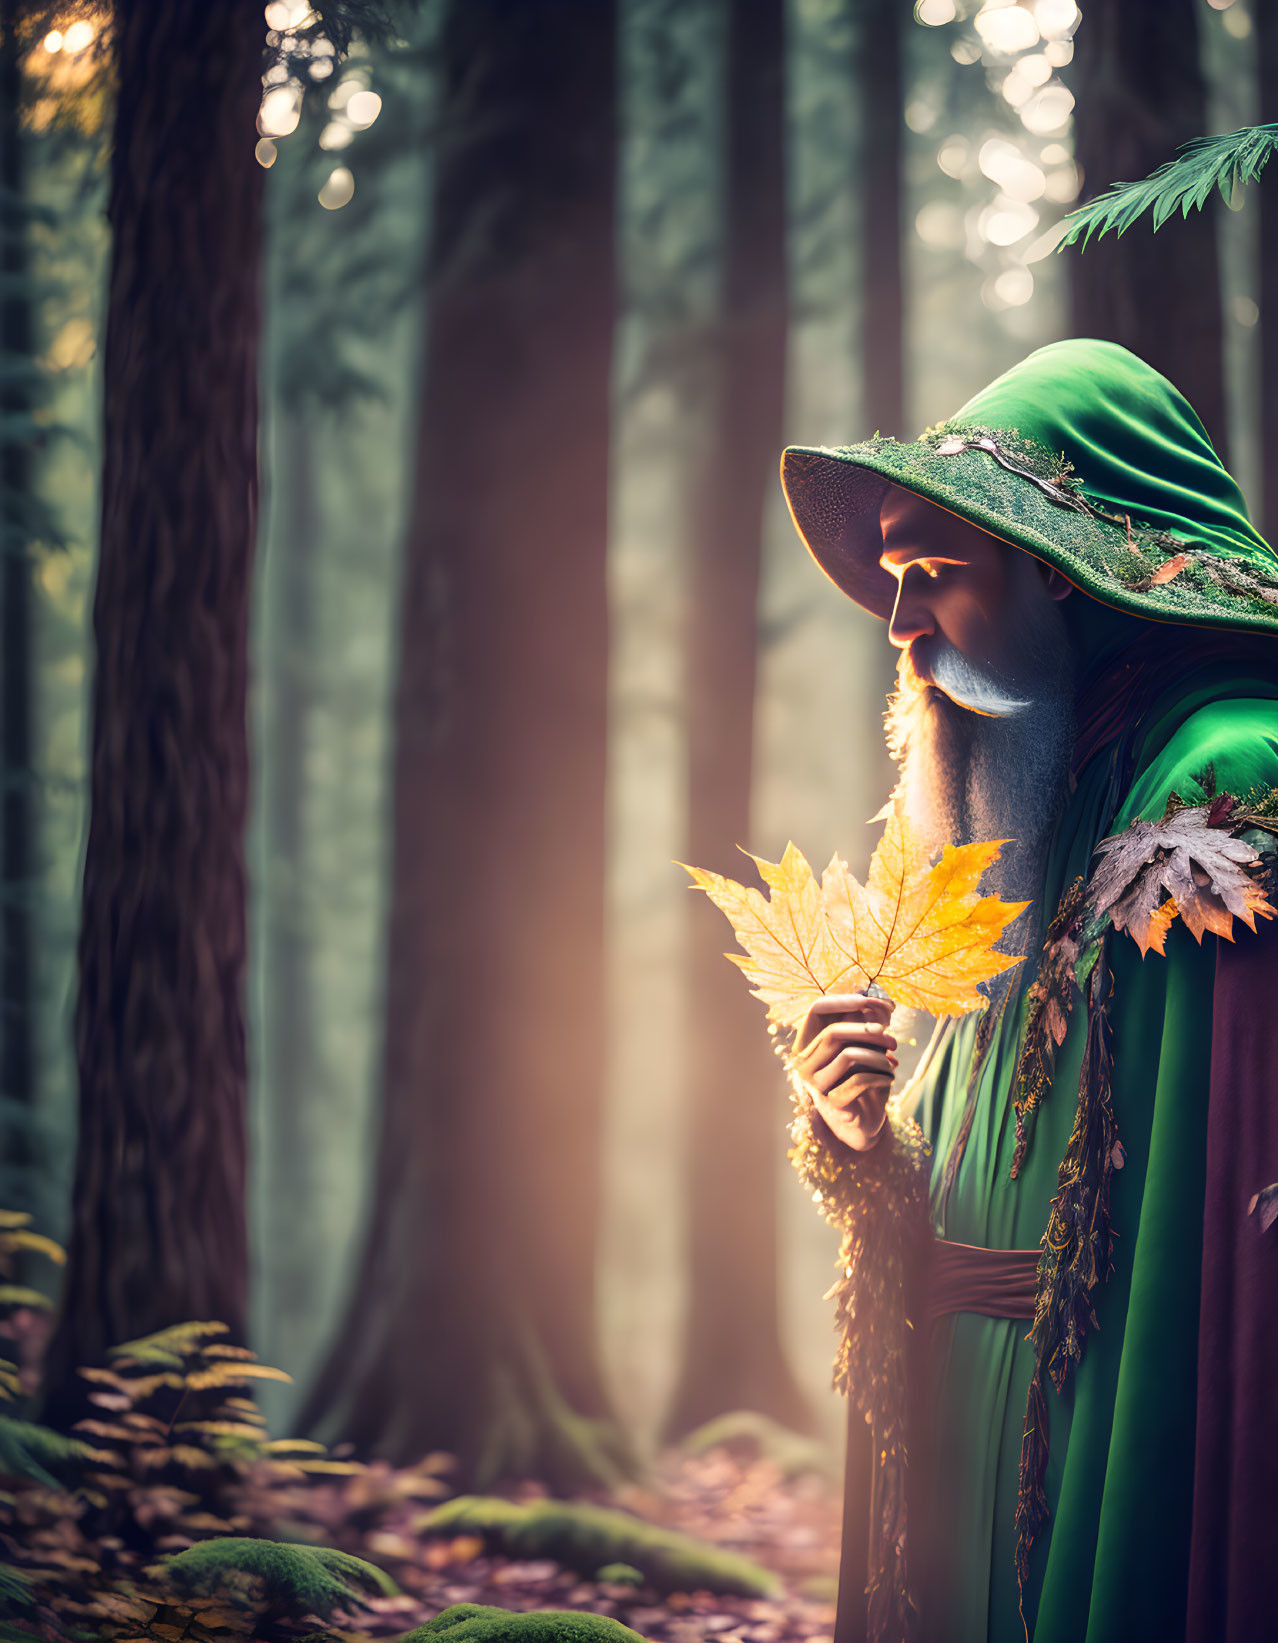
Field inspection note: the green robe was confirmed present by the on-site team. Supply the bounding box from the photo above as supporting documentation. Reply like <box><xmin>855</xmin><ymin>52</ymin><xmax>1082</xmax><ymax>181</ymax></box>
<box><xmin>919</xmin><ymin>643</ymin><xmax>1278</xmax><ymax>1642</ymax></box>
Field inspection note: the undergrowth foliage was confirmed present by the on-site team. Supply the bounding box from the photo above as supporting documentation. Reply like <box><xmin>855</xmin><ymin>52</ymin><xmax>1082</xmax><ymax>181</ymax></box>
<box><xmin>0</xmin><ymin>1215</ymin><xmax>817</xmax><ymax>1642</ymax></box>
<box><xmin>0</xmin><ymin>1222</ymin><xmax>452</xmax><ymax>1642</ymax></box>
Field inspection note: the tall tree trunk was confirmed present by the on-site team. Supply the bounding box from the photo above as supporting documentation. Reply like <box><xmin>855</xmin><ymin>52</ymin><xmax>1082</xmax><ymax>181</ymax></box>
<box><xmin>41</xmin><ymin>0</ymin><xmax>263</xmax><ymax>1427</ymax></box>
<box><xmin>298</xmin><ymin>0</ymin><xmax>625</xmax><ymax>1489</ymax></box>
<box><xmin>860</xmin><ymin>0</ymin><xmax>903</xmax><ymax>437</ymax></box>
<box><xmin>0</xmin><ymin>3</ymin><xmax>35</xmax><ymax>1218</ymax></box>
<box><xmin>1259</xmin><ymin>0</ymin><xmax>1278</xmax><ymax>540</ymax></box>
<box><xmin>663</xmin><ymin>0</ymin><xmax>811</xmax><ymax>1442</ymax></box>
<box><xmin>1069</xmin><ymin>0</ymin><xmax>1229</xmax><ymax>460</ymax></box>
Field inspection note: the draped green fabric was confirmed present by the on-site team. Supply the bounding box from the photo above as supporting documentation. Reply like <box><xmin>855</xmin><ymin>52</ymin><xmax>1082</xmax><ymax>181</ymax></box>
<box><xmin>919</xmin><ymin>633</ymin><xmax>1278</xmax><ymax>1642</ymax></box>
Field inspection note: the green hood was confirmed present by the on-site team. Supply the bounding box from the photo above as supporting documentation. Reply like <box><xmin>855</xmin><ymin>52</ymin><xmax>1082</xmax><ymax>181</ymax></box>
<box><xmin>781</xmin><ymin>338</ymin><xmax>1278</xmax><ymax>636</ymax></box>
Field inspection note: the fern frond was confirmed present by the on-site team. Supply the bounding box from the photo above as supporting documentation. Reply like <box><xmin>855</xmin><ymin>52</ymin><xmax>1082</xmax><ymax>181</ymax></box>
<box><xmin>184</xmin><ymin>1362</ymin><xmax>292</xmax><ymax>1391</ymax></box>
<box><xmin>172</xmin><ymin>1419</ymin><xmax>268</xmax><ymax>1439</ymax></box>
<box><xmin>222</xmin><ymin>1397</ymin><xmax>267</xmax><ymax>1420</ymax></box>
<box><xmin>0</xmin><ymin>1287</ymin><xmax>53</xmax><ymax>1310</ymax></box>
<box><xmin>1060</xmin><ymin>123</ymin><xmax>1278</xmax><ymax>247</ymax></box>
<box><xmin>0</xmin><ymin>1562</ymin><xmax>34</xmax><ymax>1607</ymax></box>
<box><xmin>0</xmin><ymin>1416</ymin><xmax>96</xmax><ymax>1487</ymax></box>
<box><xmin>168</xmin><ymin>1444</ymin><xmax>219</xmax><ymax>1469</ymax></box>
<box><xmin>92</xmin><ymin>1370</ymin><xmax>184</xmax><ymax>1400</ymax></box>
<box><xmin>109</xmin><ymin>1319</ymin><xmax>229</xmax><ymax>1366</ymax></box>
<box><xmin>0</xmin><ymin>1230</ymin><xmax>65</xmax><ymax>1265</ymax></box>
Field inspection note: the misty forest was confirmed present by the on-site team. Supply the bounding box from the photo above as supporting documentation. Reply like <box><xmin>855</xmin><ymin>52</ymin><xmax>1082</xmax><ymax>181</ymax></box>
<box><xmin>0</xmin><ymin>0</ymin><xmax>1269</xmax><ymax>1640</ymax></box>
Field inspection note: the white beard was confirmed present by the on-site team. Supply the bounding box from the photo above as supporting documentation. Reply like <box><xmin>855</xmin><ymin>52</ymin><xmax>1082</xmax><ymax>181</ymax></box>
<box><xmin>883</xmin><ymin>616</ymin><xmax>1076</xmax><ymax>985</ymax></box>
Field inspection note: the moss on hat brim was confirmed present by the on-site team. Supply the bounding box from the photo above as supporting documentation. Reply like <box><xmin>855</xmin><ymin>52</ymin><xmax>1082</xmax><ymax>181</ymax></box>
<box><xmin>781</xmin><ymin>422</ymin><xmax>1278</xmax><ymax>637</ymax></box>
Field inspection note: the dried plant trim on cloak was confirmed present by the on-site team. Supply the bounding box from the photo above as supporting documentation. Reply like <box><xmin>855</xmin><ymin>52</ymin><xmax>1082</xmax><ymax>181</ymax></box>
<box><xmin>1006</xmin><ymin>778</ymin><xmax>1278</xmax><ymax>1611</ymax></box>
<box><xmin>682</xmin><ymin>807</ymin><xmax>1030</xmax><ymax>1643</ymax></box>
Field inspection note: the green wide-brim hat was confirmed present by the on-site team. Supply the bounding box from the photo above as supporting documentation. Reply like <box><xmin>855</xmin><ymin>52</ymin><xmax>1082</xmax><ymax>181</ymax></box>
<box><xmin>781</xmin><ymin>337</ymin><xmax>1278</xmax><ymax>636</ymax></box>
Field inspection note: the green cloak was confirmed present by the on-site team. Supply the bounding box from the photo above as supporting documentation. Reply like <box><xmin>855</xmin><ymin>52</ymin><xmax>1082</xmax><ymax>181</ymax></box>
<box><xmin>922</xmin><ymin>626</ymin><xmax>1278</xmax><ymax>1643</ymax></box>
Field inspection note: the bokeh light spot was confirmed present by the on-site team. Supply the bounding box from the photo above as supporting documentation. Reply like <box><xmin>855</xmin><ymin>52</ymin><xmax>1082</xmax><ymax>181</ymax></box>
<box><xmin>915</xmin><ymin>200</ymin><xmax>965</xmax><ymax>248</ymax></box>
<box><xmin>1018</xmin><ymin>53</ymin><xmax>1053</xmax><ymax>86</ymax></box>
<box><xmin>259</xmin><ymin>85</ymin><xmax>301</xmax><ymax>138</ymax></box>
<box><xmin>345</xmin><ymin>90</ymin><xmax>382</xmax><ymax>129</ymax></box>
<box><xmin>978</xmin><ymin>138</ymin><xmax>1045</xmax><ymax>201</ymax></box>
<box><xmin>1001</xmin><ymin>67</ymin><xmax>1035</xmax><ymax>108</ymax></box>
<box><xmin>319</xmin><ymin>167</ymin><xmax>355</xmax><ymax>210</ymax></box>
<box><xmin>974</xmin><ymin>4</ymin><xmax>1040</xmax><ymax>54</ymax></box>
<box><xmin>1042</xmin><ymin>161</ymin><xmax>1080</xmax><ymax>203</ymax></box>
<box><xmin>993</xmin><ymin>267</ymin><xmax>1034</xmax><ymax>306</ymax></box>
<box><xmin>977</xmin><ymin>196</ymin><xmax>1039</xmax><ymax>245</ymax></box>
<box><xmin>1019</xmin><ymin>84</ymin><xmax>1074</xmax><ymax>135</ymax></box>
<box><xmin>936</xmin><ymin>135</ymin><xmax>970</xmax><ymax>178</ymax></box>
<box><xmin>265</xmin><ymin>0</ymin><xmax>313</xmax><ymax>25</ymax></box>
<box><xmin>1033</xmin><ymin>0</ymin><xmax>1080</xmax><ymax>31</ymax></box>
<box><xmin>63</xmin><ymin>19</ymin><xmax>94</xmax><ymax>54</ymax></box>
<box><xmin>319</xmin><ymin>121</ymin><xmax>354</xmax><ymax>150</ymax></box>
<box><xmin>916</xmin><ymin>0</ymin><xmax>958</xmax><ymax>22</ymax></box>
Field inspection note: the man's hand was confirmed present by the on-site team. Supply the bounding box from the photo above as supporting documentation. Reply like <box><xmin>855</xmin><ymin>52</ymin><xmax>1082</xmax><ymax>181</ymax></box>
<box><xmin>790</xmin><ymin>993</ymin><xmax>898</xmax><ymax>1152</ymax></box>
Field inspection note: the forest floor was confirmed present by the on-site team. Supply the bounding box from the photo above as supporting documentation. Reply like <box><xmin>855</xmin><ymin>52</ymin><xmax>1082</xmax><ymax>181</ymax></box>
<box><xmin>316</xmin><ymin>1444</ymin><xmax>843</xmax><ymax>1642</ymax></box>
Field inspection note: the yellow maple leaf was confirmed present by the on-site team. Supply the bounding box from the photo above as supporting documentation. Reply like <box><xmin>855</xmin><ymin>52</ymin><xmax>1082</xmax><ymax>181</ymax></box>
<box><xmin>682</xmin><ymin>804</ymin><xmax>1029</xmax><ymax>1029</ymax></box>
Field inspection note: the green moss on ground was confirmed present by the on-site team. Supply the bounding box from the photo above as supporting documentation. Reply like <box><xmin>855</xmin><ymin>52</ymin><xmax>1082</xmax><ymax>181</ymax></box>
<box><xmin>398</xmin><ymin>1603</ymin><xmax>650</xmax><ymax>1641</ymax></box>
<box><xmin>419</xmin><ymin>1496</ymin><xmax>781</xmax><ymax>1598</ymax></box>
<box><xmin>679</xmin><ymin>1410</ymin><xmax>835</xmax><ymax>1481</ymax></box>
<box><xmin>593</xmin><ymin>1563</ymin><xmax>644</xmax><ymax>1587</ymax></box>
<box><xmin>160</xmin><ymin>1536</ymin><xmax>398</xmax><ymax>1619</ymax></box>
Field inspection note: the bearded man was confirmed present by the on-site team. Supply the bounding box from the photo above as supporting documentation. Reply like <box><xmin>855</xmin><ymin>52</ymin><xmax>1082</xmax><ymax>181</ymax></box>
<box><xmin>776</xmin><ymin>339</ymin><xmax>1278</xmax><ymax>1643</ymax></box>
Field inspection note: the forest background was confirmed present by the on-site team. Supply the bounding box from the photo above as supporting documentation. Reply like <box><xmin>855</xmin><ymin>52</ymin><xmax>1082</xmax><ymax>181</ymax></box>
<box><xmin>0</xmin><ymin>0</ymin><xmax>1270</xmax><ymax>1632</ymax></box>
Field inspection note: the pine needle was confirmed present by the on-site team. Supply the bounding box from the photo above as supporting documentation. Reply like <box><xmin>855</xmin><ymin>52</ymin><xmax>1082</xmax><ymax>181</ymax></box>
<box><xmin>1059</xmin><ymin>123</ymin><xmax>1278</xmax><ymax>248</ymax></box>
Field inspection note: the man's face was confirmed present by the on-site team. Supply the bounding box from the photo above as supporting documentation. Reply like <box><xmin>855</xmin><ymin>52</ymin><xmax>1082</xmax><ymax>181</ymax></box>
<box><xmin>877</xmin><ymin>485</ymin><xmax>1072</xmax><ymax>707</ymax></box>
<box><xmin>875</xmin><ymin>484</ymin><xmax>1079</xmax><ymax>968</ymax></box>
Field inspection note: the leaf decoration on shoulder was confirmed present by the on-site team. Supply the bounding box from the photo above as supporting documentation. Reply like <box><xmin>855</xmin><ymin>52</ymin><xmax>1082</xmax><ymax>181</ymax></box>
<box><xmin>1087</xmin><ymin>787</ymin><xmax>1278</xmax><ymax>957</ymax></box>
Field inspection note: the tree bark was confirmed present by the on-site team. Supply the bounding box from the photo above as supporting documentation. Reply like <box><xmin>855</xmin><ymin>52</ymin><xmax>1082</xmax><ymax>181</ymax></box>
<box><xmin>860</xmin><ymin>0</ymin><xmax>904</xmax><ymax>438</ymax></box>
<box><xmin>663</xmin><ymin>0</ymin><xmax>811</xmax><ymax>1442</ymax></box>
<box><xmin>298</xmin><ymin>0</ymin><xmax>625</xmax><ymax>1489</ymax></box>
<box><xmin>1069</xmin><ymin>0</ymin><xmax>1229</xmax><ymax>461</ymax></box>
<box><xmin>0</xmin><ymin>2</ymin><xmax>35</xmax><ymax>1215</ymax></box>
<box><xmin>41</xmin><ymin>0</ymin><xmax>263</xmax><ymax>1427</ymax></box>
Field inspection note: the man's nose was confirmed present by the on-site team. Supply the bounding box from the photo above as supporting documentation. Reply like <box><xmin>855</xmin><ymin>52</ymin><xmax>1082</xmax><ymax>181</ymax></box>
<box><xmin>887</xmin><ymin>582</ymin><xmax>935</xmax><ymax>649</ymax></box>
